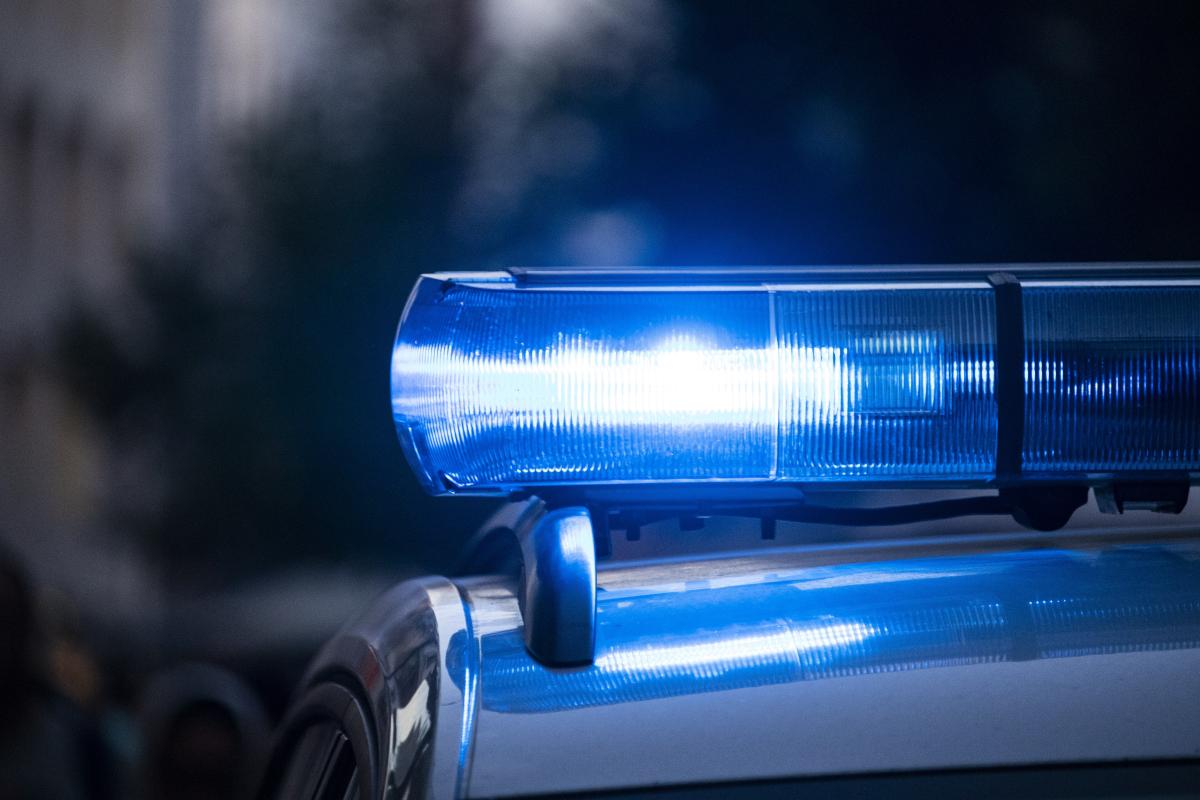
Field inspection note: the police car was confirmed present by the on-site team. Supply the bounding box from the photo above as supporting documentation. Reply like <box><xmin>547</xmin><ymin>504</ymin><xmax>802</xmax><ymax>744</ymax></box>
<box><xmin>260</xmin><ymin>265</ymin><xmax>1200</xmax><ymax>798</ymax></box>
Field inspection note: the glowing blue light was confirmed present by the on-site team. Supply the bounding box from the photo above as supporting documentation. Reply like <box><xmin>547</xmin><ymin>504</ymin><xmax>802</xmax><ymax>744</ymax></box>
<box><xmin>390</xmin><ymin>273</ymin><xmax>1200</xmax><ymax>493</ymax></box>
<box><xmin>391</xmin><ymin>275</ymin><xmax>995</xmax><ymax>493</ymax></box>
<box><xmin>391</xmin><ymin>335</ymin><xmax>787</xmax><ymax>429</ymax></box>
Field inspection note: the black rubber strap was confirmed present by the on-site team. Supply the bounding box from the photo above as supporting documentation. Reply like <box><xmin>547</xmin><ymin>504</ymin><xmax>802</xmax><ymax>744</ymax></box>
<box><xmin>988</xmin><ymin>272</ymin><xmax>1024</xmax><ymax>481</ymax></box>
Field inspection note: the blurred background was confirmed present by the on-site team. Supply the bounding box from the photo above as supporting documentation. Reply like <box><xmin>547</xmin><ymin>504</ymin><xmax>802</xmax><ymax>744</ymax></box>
<box><xmin>2</xmin><ymin>0</ymin><xmax>1200</xmax><ymax>796</ymax></box>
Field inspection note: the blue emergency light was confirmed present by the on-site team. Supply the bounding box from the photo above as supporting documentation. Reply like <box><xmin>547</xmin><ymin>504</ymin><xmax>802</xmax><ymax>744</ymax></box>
<box><xmin>390</xmin><ymin>264</ymin><xmax>1200</xmax><ymax>665</ymax></box>
<box><xmin>391</xmin><ymin>266</ymin><xmax>1200</xmax><ymax>496</ymax></box>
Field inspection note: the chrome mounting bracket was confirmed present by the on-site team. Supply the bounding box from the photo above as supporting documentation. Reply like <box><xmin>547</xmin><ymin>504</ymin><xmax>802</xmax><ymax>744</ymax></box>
<box><xmin>518</xmin><ymin>506</ymin><xmax>597</xmax><ymax>666</ymax></box>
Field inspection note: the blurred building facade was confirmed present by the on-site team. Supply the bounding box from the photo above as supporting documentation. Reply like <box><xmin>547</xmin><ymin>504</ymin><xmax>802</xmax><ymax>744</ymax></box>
<box><xmin>0</xmin><ymin>0</ymin><xmax>317</xmax><ymax>641</ymax></box>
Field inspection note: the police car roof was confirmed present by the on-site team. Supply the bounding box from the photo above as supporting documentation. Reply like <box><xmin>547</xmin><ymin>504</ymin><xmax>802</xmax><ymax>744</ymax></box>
<box><xmin>306</xmin><ymin>505</ymin><xmax>1200</xmax><ymax>798</ymax></box>
<box><xmin>452</xmin><ymin>515</ymin><xmax>1200</xmax><ymax>797</ymax></box>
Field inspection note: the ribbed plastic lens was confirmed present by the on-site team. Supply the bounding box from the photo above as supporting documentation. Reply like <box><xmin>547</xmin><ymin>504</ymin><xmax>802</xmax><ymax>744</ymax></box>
<box><xmin>776</xmin><ymin>287</ymin><xmax>995</xmax><ymax>479</ymax></box>
<box><xmin>392</xmin><ymin>272</ymin><xmax>1200</xmax><ymax>494</ymax></box>
<box><xmin>392</xmin><ymin>282</ymin><xmax>776</xmax><ymax>486</ymax></box>
<box><xmin>391</xmin><ymin>274</ymin><xmax>998</xmax><ymax>492</ymax></box>
<box><xmin>1023</xmin><ymin>281</ymin><xmax>1200</xmax><ymax>472</ymax></box>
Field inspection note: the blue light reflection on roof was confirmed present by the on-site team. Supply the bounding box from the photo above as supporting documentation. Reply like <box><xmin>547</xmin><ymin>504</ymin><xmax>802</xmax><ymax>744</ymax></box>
<box><xmin>469</xmin><ymin>546</ymin><xmax>1200</xmax><ymax>714</ymax></box>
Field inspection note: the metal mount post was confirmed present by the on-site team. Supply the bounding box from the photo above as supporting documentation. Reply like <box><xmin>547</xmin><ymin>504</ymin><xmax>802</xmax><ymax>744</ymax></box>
<box><xmin>518</xmin><ymin>506</ymin><xmax>597</xmax><ymax>665</ymax></box>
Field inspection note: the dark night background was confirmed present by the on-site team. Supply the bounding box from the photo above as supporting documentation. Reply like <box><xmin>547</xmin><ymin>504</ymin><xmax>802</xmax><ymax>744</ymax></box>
<box><xmin>1</xmin><ymin>1</ymin><xmax>1199</xmax><ymax>796</ymax></box>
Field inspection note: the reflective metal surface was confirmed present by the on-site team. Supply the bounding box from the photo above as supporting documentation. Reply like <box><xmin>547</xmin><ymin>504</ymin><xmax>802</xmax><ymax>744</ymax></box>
<box><xmin>282</xmin><ymin>577</ymin><xmax>473</xmax><ymax>800</ymax></box>
<box><xmin>478</xmin><ymin>546</ymin><xmax>1200</xmax><ymax>713</ymax></box>
<box><xmin>275</xmin><ymin>516</ymin><xmax>1200</xmax><ymax>799</ymax></box>
<box><xmin>518</xmin><ymin>506</ymin><xmax>596</xmax><ymax>665</ymax></box>
<box><xmin>462</xmin><ymin>537</ymin><xmax>1200</xmax><ymax>797</ymax></box>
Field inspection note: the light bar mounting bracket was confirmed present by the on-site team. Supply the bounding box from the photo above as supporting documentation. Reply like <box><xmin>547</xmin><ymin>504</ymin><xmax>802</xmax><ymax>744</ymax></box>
<box><xmin>517</xmin><ymin>506</ymin><xmax>597</xmax><ymax>665</ymax></box>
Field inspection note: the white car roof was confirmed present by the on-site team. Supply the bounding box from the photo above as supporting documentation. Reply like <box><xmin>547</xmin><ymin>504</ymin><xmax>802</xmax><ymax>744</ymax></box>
<box><xmin>458</xmin><ymin>527</ymin><xmax>1200</xmax><ymax>797</ymax></box>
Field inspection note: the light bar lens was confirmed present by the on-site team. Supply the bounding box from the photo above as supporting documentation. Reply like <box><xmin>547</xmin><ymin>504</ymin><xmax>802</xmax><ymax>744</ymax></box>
<box><xmin>393</xmin><ymin>285</ymin><xmax>778</xmax><ymax>485</ymax></box>
<box><xmin>1024</xmin><ymin>282</ymin><xmax>1200</xmax><ymax>472</ymax></box>
<box><xmin>391</xmin><ymin>272</ymin><xmax>1200</xmax><ymax>494</ymax></box>
<box><xmin>775</xmin><ymin>287</ymin><xmax>995</xmax><ymax>478</ymax></box>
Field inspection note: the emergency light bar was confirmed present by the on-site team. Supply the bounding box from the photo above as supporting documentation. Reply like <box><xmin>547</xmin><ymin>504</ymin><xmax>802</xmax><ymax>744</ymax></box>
<box><xmin>390</xmin><ymin>266</ymin><xmax>1200</xmax><ymax>497</ymax></box>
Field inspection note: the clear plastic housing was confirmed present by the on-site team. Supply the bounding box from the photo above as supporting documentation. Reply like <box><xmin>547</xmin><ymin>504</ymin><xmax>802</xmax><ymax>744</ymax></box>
<box><xmin>392</xmin><ymin>281</ymin><xmax>776</xmax><ymax>486</ymax></box>
<box><xmin>775</xmin><ymin>286</ymin><xmax>996</xmax><ymax>479</ymax></box>
<box><xmin>1023</xmin><ymin>281</ymin><xmax>1200</xmax><ymax>473</ymax></box>
<box><xmin>391</xmin><ymin>273</ymin><xmax>1000</xmax><ymax>493</ymax></box>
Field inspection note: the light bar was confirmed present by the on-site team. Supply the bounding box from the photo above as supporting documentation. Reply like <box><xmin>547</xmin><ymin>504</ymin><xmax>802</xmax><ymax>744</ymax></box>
<box><xmin>390</xmin><ymin>268</ymin><xmax>1200</xmax><ymax>495</ymax></box>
